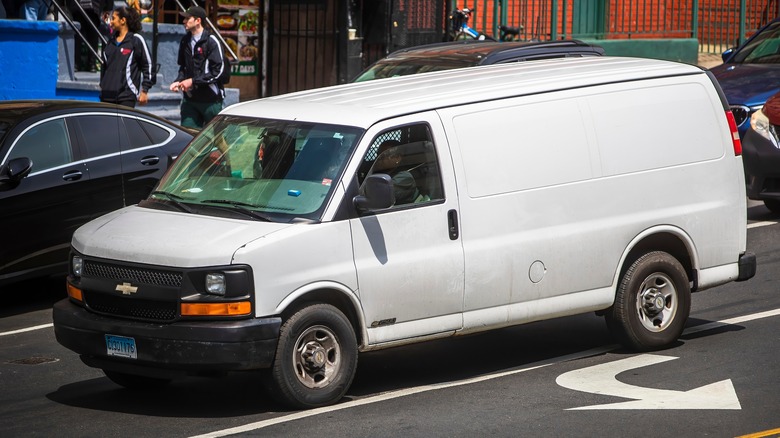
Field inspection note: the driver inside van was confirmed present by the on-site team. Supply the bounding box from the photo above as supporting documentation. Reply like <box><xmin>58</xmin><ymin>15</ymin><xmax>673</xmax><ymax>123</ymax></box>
<box><xmin>254</xmin><ymin>129</ymin><xmax>295</xmax><ymax>179</ymax></box>
<box><xmin>371</xmin><ymin>140</ymin><xmax>420</xmax><ymax>205</ymax></box>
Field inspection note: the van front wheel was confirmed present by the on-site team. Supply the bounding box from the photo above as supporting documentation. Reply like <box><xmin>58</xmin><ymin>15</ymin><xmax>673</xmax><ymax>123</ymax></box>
<box><xmin>606</xmin><ymin>251</ymin><xmax>690</xmax><ymax>351</ymax></box>
<box><xmin>265</xmin><ymin>304</ymin><xmax>358</xmax><ymax>409</ymax></box>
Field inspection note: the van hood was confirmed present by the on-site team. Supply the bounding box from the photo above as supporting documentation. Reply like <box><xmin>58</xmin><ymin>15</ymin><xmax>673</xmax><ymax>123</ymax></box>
<box><xmin>72</xmin><ymin>205</ymin><xmax>293</xmax><ymax>267</ymax></box>
<box><xmin>710</xmin><ymin>63</ymin><xmax>780</xmax><ymax>107</ymax></box>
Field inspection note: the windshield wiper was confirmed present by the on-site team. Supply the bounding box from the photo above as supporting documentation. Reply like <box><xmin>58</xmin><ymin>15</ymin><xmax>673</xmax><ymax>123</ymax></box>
<box><xmin>149</xmin><ymin>191</ymin><xmax>194</xmax><ymax>213</ymax></box>
<box><xmin>201</xmin><ymin>199</ymin><xmax>273</xmax><ymax>222</ymax></box>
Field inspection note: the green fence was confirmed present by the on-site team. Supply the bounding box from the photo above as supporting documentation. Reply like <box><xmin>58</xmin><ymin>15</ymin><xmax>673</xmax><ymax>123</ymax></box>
<box><xmin>453</xmin><ymin>0</ymin><xmax>778</xmax><ymax>54</ymax></box>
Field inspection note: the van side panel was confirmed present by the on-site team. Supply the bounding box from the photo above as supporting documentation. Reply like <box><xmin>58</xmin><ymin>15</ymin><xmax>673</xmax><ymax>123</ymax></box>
<box><xmin>585</xmin><ymin>79</ymin><xmax>745</xmax><ymax>270</ymax></box>
<box><xmin>452</xmin><ymin>98</ymin><xmax>594</xmax><ymax>197</ymax></box>
<box><xmin>588</xmin><ymin>83</ymin><xmax>724</xmax><ymax>175</ymax></box>
<box><xmin>439</xmin><ymin>75</ymin><xmax>745</xmax><ymax>329</ymax></box>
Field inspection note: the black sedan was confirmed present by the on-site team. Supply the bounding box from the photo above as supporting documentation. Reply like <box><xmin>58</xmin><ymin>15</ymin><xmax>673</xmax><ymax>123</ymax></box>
<box><xmin>0</xmin><ymin>100</ymin><xmax>194</xmax><ymax>287</ymax></box>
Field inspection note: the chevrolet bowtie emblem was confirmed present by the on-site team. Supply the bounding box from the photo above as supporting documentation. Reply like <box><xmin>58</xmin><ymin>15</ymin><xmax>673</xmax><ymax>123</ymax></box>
<box><xmin>115</xmin><ymin>282</ymin><xmax>138</xmax><ymax>295</ymax></box>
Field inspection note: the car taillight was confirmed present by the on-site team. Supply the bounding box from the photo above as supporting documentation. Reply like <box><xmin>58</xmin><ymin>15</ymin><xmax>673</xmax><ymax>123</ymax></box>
<box><xmin>726</xmin><ymin>110</ymin><xmax>742</xmax><ymax>156</ymax></box>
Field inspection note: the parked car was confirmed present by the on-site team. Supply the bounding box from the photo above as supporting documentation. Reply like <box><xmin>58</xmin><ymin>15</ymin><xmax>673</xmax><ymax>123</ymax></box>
<box><xmin>352</xmin><ymin>39</ymin><xmax>605</xmax><ymax>82</ymax></box>
<box><xmin>0</xmin><ymin>100</ymin><xmax>194</xmax><ymax>286</ymax></box>
<box><xmin>742</xmin><ymin>90</ymin><xmax>780</xmax><ymax>212</ymax></box>
<box><xmin>710</xmin><ymin>18</ymin><xmax>780</xmax><ymax>138</ymax></box>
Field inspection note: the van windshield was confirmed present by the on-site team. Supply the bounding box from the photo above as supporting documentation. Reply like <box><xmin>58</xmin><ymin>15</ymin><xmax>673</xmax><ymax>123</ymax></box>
<box><xmin>150</xmin><ymin>115</ymin><xmax>364</xmax><ymax>222</ymax></box>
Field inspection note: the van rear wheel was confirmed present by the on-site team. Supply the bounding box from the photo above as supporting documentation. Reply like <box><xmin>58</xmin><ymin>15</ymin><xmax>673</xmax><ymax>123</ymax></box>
<box><xmin>265</xmin><ymin>304</ymin><xmax>358</xmax><ymax>409</ymax></box>
<box><xmin>606</xmin><ymin>251</ymin><xmax>690</xmax><ymax>351</ymax></box>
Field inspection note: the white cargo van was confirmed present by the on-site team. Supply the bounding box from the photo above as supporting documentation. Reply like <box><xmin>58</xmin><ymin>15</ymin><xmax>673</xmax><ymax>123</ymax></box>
<box><xmin>54</xmin><ymin>57</ymin><xmax>755</xmax><ymax>409</ymax></box>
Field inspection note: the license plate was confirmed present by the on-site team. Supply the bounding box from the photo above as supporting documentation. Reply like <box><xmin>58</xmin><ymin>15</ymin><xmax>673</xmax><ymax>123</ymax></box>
<box><xmin>105</xmin><ymin>334</ymin><xmax>137</xmax><ymax>359</ymax></box>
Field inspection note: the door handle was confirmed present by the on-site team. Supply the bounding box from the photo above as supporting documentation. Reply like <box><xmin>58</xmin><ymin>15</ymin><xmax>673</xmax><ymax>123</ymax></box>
<box><xmin>447</xmin><ymin>209</ymin><xmax>459</xmax><ymax>240</ymax></box>
<box><xmin>62</xmin><ymin>170</ymin><xmax>83</xmax><ymax>181</ymax></box>
<box><xmin>140</xmin><ymin>156</ymin><xmax>160</xmax><ymax>165</ymax></box>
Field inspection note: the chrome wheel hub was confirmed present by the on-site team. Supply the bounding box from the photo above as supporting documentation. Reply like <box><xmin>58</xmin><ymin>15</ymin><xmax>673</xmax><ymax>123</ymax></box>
<box><xmin>635</xmin><ymin>273</ymin><xmax>677</xmax><ymax>332</ymax></box>
<box><xmin>293</xmin><ymin>325</ymin><xmax>341</xmax><ymax>389</ymax></box>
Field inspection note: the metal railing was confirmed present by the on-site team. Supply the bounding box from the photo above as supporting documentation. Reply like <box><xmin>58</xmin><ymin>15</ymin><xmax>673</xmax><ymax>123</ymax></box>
<box><xmin>451</xmin><ymin>0</ymin><xmax>778</xmax><ymax>53</ymax></box>
<box><xmin>47</xmin><ymin>0</ymin><xmax>106</xmax><ymax>67</ymax></box>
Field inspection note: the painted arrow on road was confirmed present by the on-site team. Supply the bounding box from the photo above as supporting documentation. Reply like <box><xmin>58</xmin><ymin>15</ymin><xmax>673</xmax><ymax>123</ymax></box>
<box><xmin>555</xmin><ymin>354</ymin><xmax>741</xmax><ymax>410</ymax></box>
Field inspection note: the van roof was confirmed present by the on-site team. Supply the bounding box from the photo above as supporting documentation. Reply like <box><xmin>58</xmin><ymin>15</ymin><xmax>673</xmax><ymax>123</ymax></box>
<box><xmin>223</xmin><ymin>57</ymin><xmax>704</xmax><ymax>128</ymax></box>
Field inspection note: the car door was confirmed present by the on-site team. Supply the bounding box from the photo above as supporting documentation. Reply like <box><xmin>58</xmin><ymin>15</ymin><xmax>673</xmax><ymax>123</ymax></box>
<box><xmin>0</xmin><ymin>116</ymin><xmax>90</xmax><ymax>283</ymax></box>
<box><xmin>119</xmin><ymin>115</ymin><xmax>175</xmax><ymax>203</ymax></box>
<box><xmin>348</xmin><ymin>116</ymin><xmax>464</xmax><ymax>345</ymax></box>
<box><xmin>70</xmin><ymin>113</ymin><xmax>126</xmax><ymax>215</ymax></box>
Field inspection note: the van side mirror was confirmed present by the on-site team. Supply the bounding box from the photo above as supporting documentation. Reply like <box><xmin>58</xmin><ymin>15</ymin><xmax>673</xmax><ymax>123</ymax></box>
<box><xmin>354</xmin><ymin>174</ymin><xmax>395</xmax><ymax>211</ymax></box>
<box><xmin>0</xmin><ymin>157</ymin><xmax>33</xmax><ymax>188</ymax></box>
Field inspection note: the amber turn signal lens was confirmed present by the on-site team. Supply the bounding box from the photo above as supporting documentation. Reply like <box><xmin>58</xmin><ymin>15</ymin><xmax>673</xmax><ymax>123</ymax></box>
<box><xmin>180</xmin><ymin>301</ymin><xmax>252</xmax><ymax>316</ymax></box>
<box><xmin>67</xmin><ymin>284</ymin><xmax>83</xmax><ymax>302</ymax></box>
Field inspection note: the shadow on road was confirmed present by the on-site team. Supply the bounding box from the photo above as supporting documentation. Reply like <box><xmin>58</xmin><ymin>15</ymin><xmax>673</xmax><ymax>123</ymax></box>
<box><xmin>47</xmin><ymin>372</ymin><xmax>282</xmax><ymax>418</ymax></box>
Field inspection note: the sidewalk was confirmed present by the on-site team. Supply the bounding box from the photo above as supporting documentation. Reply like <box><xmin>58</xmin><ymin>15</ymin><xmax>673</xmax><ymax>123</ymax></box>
<box><xmin>697</xmin><ymin>52</ymin><xmax>723</xmax><ymax>69</ymax></box>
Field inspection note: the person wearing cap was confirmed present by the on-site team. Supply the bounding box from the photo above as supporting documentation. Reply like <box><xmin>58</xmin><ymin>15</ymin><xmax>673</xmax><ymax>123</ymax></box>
<box><xmin>169</xmin><ymin>5</ymin><xmax>226</xmax><ymax>129</ymax></box>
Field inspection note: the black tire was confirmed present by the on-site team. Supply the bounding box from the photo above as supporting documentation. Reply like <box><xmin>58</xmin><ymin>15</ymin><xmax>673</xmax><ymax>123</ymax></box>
<box><xmin>103</xmin><ymin>370</ymin><xmax>171</xmax><ymax>390</ymax></box>
<box><xmin>265</xmin><ymin>304</ymin><xmax>358</xmax><ymax>409</ymax></box>
<box><xmin>605</xmin><ymin>251</ymin><xmax>691</xmax><ymax>351</ymax></box>
<box><xmin>763</xmin><ymin>199</ymin><xmax>780</xmax><ymax>214</ymax></box>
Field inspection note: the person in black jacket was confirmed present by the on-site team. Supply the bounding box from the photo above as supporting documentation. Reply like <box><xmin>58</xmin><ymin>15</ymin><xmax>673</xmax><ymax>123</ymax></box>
<box><xmin>99</xmin><ymin>6</ymin><xmax>152</xmax><ymax>107</ymax></box>
<box><xmin>169</xmin><ymin>6</ymin><xmax>225</xmax><ymax>129</ymax></box>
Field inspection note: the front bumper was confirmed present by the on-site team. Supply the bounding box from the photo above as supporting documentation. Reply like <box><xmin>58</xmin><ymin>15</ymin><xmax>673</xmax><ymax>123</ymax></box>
<box><xmin>743</xmin><ymin>128</ymin><xmax>780</xmax><ymax>201</ymax></box>
<box><xmin>53</xmin><ymin>299</ymin><xmax>281</xmax><ymax>378</ymax></box>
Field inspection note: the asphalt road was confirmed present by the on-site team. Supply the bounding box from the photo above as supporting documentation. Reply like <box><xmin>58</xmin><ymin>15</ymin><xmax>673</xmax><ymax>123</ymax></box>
<box><xmin>1</xmin><ymin>202</ymin><xmax>779</xmax><ymax>437</ymax></box>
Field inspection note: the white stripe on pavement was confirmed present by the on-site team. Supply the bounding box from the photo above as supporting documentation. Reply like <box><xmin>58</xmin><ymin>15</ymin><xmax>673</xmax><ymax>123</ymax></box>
<box><xmin>0</xmin><ymin>323</ymin><xmax>53</xmax><ymax>337</ymax></box>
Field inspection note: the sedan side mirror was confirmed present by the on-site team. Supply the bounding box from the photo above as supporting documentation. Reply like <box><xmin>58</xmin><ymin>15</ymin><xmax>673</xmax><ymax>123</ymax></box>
<box><xmin>354</xmin><ymin>173</ymin><xmax>395</xmax><ymax>211</ymax></box>
<box><xmin>0</xmin><ymin>157</ymin><xmax>33</xmax><ymax>187</ymax></box>
<box><xmin>721</xmin><ymin>48</ymin><xmax>734</xmax><ymax>63</ymax></box>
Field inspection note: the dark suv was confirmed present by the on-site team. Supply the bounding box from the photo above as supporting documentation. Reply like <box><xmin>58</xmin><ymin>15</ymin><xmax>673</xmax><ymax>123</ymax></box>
<box><xmin>742</xmin><ymin>90</ymin><xmax>780</xmax><ymax>213</ymax></box>
<box><xmin>353</xmin><ymin>39</ymin><xmax>605</xmax><ymax>82</ymax></box>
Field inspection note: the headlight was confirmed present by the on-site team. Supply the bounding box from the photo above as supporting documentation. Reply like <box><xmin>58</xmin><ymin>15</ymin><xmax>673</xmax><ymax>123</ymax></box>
<box><xmin>205</xmin><ymin>273</ymin><xmax>226</xmax><ymax>296</ymax></box>
<box><xmin>750</xmin><ymin>108</ymin><xmax>780</xmax><ymax>148</ymax></box>
<box><xmin>72</xmin><ymin>256</ymin><xmax>83</xmax><ymax>277</ymax></box>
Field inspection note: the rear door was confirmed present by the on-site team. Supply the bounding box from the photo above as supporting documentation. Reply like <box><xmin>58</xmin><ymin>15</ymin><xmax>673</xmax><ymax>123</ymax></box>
<box><xmin>71</xmin><ymin>113</ymin><xmax>173</xmax><ymax>209</ymax></box>
<box><xmin>70</xmin><ymin>113</ymin><xmax>126</xmax><ymax>214</ymax></box>
<box><xmin>119</xmin><ymin>116</ymin><xmax>175</xmax><ymax>203</ymax></box>
<box><xmin>348</xmin><ymin>114</ymin><xmax>464</xmax><ymax>345</ymax></box>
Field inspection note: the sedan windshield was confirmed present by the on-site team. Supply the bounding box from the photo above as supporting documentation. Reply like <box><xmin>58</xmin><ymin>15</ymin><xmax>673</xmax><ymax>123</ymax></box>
<box><xmin>150</xmin><ymin>115</ymin><xmax>363</xmax><ymax>222</ymax></box>
<box><xmin>733</xmin><ymin>21</ymin><xmax>780</xmax><ymax>64</ymax></box>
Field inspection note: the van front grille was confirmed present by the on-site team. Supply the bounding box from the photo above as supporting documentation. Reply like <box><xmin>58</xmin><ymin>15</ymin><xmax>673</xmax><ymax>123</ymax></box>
<box><xmin>84</xmin><ymin>260</ymin><xmax>183</xmax><ymax>287</ymax></box>
<box><xmin>84</xmin><ymin>292</ymin><xmax>178</xmax><ymax>322</ymax></box>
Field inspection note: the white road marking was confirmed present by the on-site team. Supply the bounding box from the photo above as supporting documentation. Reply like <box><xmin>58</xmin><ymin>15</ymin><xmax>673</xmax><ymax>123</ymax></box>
<box><xmin>748</xmin><ymin>221</ymin><xmax>777</xmax><ymax>229</ymax></box>
<box><xmin>0</xmin><ymin>323</ymin><xmax>53</xmax><ymax>337</ymax></box>
<box><xmin>555</xmin><ymin>354</ymin><xmax>741</xmax><ymax>410</ymax></box>
<box><xmin>190</xmin><ymin>308</ymin><xmax>780</xmax><ymax>437</ymax></box>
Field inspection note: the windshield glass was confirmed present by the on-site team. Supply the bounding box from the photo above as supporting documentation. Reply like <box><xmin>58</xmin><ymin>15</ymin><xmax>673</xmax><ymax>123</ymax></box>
<box><xmin>150</xmin><ymin>115</ymin><xmax>363</xmax><ymax>222</ymax></box>
<box><xmin>733</xmin><ymin>21</ymin><xmax>780</xmax><ymax>64</ymax></box>
<box><xmin>353</xmin><ymin>57</ymin><xmax>472</xmax><ymax>82</ymax></box>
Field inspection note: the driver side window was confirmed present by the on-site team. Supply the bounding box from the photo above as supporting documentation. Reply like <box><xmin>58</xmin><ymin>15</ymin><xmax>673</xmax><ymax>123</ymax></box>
<box><xmin>359</xmin><ymin>123</ymin><xmax>443</xmax><ymax>207</ymax></box>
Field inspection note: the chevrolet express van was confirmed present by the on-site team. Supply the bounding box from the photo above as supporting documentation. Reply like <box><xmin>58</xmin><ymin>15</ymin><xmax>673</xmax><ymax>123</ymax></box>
<box><xmin>54</xmin><ymin>57</ymin><xmax>756</xmax><ymax>409</ymax></box>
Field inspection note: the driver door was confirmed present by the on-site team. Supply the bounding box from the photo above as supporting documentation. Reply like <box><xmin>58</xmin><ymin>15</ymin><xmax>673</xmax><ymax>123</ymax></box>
<box><xmin>349</xmin><ymin>117</ymin><xmax>464</xmax><ymax>345</ymax></box>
